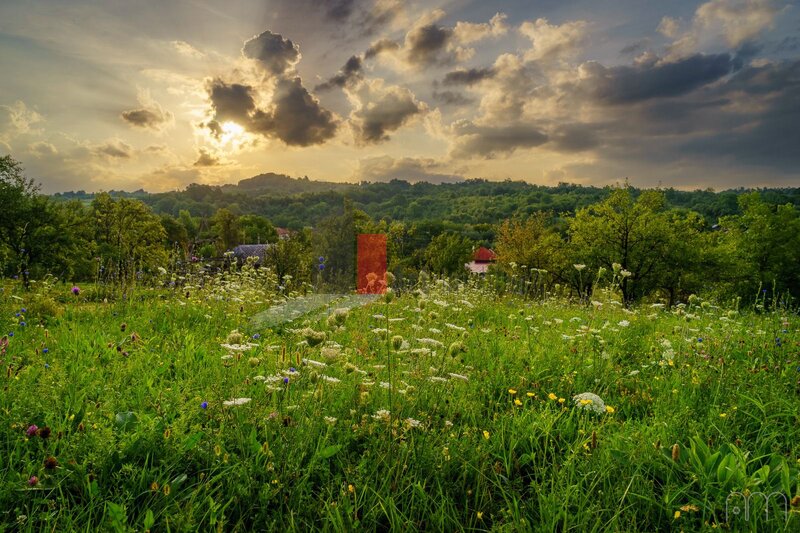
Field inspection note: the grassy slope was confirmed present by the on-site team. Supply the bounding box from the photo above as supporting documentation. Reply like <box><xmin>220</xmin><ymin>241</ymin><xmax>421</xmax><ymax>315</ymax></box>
<box><xmin>1</xmin><ymin>278</ymin><xmax>798</xmax><ymax>531</ymax></box>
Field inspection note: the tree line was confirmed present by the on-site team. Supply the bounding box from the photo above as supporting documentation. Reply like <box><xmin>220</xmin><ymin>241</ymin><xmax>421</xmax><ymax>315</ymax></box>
<box><xmin>3</xmin><ymin>155</ymin><xmax>799</xmax><ymax>306</ymax></box>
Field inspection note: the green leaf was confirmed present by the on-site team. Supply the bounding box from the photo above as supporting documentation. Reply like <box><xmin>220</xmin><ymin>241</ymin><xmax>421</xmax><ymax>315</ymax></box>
<box><xmin>143</xmin><ymin>509</ymin><xmax>155</xmax><ymax>530</ymax></box>
<box><xmin>114</xmin><ymin>411</ymin><xmax>138</xmax><ymax>431</ymax></box>
<box><xmin>182</xmin><ymin>431</ymin><xmax>204</xmax><ymax>451</ymax></box>
<box><xmin>318</xmin><ymin>444</ymin><xmax>342</xmax><ymax>459</ymax></box>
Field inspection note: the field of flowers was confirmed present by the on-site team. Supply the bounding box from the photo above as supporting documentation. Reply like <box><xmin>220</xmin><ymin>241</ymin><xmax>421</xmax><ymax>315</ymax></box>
<box><xmin>1</xmin><ymin>267</ymin><xmax>799</xmax><ymax>531</ymax></box>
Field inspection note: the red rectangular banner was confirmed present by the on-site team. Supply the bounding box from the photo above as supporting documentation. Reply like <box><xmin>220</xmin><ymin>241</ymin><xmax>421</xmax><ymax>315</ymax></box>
<box><xmin>357</xmin><ymin>234</ymin><xmax>387</xmax><ymax>294</ymax></box>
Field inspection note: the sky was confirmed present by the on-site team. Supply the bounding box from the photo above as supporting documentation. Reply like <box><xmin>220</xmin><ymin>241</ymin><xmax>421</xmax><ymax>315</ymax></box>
<box><xmin>1</xmin><ymin>0</ymin><xmax>798</xmax><ymax>193</ymax></box>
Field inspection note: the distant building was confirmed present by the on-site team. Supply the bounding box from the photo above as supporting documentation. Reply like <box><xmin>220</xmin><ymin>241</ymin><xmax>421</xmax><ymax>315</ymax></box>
<box><xmin>276</xmin><ymin>227</ymin><xmax>291</xmax><ymax>240</ymax></box>
<box><xmin>465</xmin><ymin>246</ymin><xmax>497</xmax><ymax>274</ymax></box>
<box><xmin>232</xmin><ymin>244</ymin><xmax>273</xmax><ymax>265</ymax></box>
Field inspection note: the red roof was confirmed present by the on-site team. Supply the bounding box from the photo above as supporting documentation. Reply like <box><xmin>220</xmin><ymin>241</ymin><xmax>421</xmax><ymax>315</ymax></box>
<box><xmin>473</xmin><ymin>247</ymin><xmax>497</xmax><ymax>262</ymax></box>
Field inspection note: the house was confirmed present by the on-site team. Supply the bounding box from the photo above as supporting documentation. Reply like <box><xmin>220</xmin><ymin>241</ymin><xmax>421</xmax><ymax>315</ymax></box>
<box><xmin>465</xmin><ymin>246</ymin><xmax>497</xmax><ymax>274</ymax></box>
<box><xmin>232</xmin><ymin>244</ymin><xmax>273</xmax><ymax>265</ymax></box>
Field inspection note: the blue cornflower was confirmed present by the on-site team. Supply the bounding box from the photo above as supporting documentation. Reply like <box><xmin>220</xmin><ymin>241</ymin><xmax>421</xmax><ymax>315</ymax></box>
<box><xmin>252</xmin><ymin>333</ymin><xmax>260</xmax><ymax>340</ymax></box>
<box><xmin>284</xmin><ymin>377</ymin><xmax>289</xmax><ymax>384</ymax></box>
<box><xmin>697</xmin><ymin>338</ymin><xmax>703</xmax><ymax>343</ymax></box>
<box><xmin>8</xmin><ymin>332</ymin><xmax>13</xmax><ymax>337</ymax></box>
<box><xmin>318</xmin><ymin>256</ymin><xmax>325</xmax><ymax>263</ymax></box>
<box><xmin>20</xmin><ymin>308</ymin><xmax>26</xmax><ymax>313</ymax></box>
<box><xmin>289</xmin><ymin>367</ymin><xmax>296</xmax><ymax>373</ymax></box>
<box><xmin>201</xmin><ymin>401</ymin><xmax>208</xmax><ymax>409</ymax></box>
<box><xmin>44</xmin><ymin>363</ymin><xmax>50</xmax><ymax>369</ymax></box>
<box><xmin>43</xmin><ymin>348</ymin><xmax>48</xmax><ymax>354</ymax></box>
<box><xmin>19</xmin><ymin>321</ymin><xmax>26</xmax><ymax>327</ymax></box>
<box><xmin>318</xmin><ymin>263</ymin><xmax>325</xmax><ymax>271</ymax></box>
<box><xmin>15</xmin><ymin>313</ymin><xmax>20</xmax><ymax>317</ymax></box>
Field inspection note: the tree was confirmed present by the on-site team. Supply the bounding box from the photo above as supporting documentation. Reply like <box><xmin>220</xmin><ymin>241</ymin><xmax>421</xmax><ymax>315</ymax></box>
<box><xmin>263</xmin><ymin>229</ymin><xmax>313</xmax><ymax>292</ymax></box>
<box><xmin>239</xmin><ymin>214</ymin><xmax>278</xmax><ymax>244</ymax></box>
<box><xmin>212</xmin><ymin>208</ymin><xmax>239</xmax><ymax>253</ymax></box>
<box><xmin>569</xmin><ymin>188</ymin><xmax>670</xmax><ymax>304</ymax></box>
<box><xmin>494</xmin><ymin>212</ymin><xmax>567</xmax><ymax>294</ymax></box>
<box><xmin>424</xmin><ymin>232</ymin><xmax>474</xmax><ymax>277</ymax></box>
<box><xmin>92</xmin><ymin>193</ymin><xmax>167</xmax><ymax>280</ymax></box>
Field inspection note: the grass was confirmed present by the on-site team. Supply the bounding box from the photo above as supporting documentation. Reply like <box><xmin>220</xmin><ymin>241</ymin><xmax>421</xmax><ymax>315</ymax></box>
<box><xmin>0</xmin><ymin>272</ymin><xmax>798</xmax><ymax>531</ymax></box>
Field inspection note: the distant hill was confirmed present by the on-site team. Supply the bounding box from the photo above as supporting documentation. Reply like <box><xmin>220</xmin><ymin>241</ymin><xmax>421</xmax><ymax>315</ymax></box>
<box><xmin>51</xmin><ymin>173</ymin><xmax>800</xmax><ymax>231</ymax></box>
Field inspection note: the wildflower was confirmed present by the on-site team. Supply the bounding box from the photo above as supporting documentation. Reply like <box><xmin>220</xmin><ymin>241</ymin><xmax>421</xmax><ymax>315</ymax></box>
<box><xmin>514</xmin><ymin>399</ymin><xmax>522</xmax><ymax>406</ymax></box>
<box><xmin>284</xmin><ymin>377</ymin><xmax>289</xmax><ymax>384</ymax></box>
<box><xmin>42</xmin><ymin>348</ymin><xmax>48</xmax><ymax>354</ymax></box>
<box><xmin>200</xmin><ymin>401</ymin><xmax>208</xmax><ymax>409</ymax></box>
<box><xmin>222</xmin><ymin>397</ymin><xmax>252</xmax><ymax>407</ymax></box>
<box><xmin>26</xmin><ymin>425</ymin><xmax>38</xmax><ymax>437</ymax></box>
<box><xmin>324</xmin><ymin>416</ymin><xmax>337</xmax><ymax>425</ymax></box>
<box><xmin>574</xmin><ymin>264</ymin><xmax>586</xmax><ymax>271</ymax></box>
<box><xmin>548</xmin><ymin>393</ymin><xmax>557</xmax><ymax>401</ymax></box>
<box><xmin>558</xmin><ymin>398</ymin><xmax>565</xmax><ymax>404</ymax></box>
<box><xmin>508</xmin><ymin>388</ymin><xmax>517</xmax><ymax>395</ymax></box>
<box><xmin>674</xmin><ymin>511</ymin><xmax>681</xmax><ymax>519</ymax></box>
<box><xmin>681</xmin><ymin>504</ymin><xmax>700</xmax><ymax>512</ymax></box>
<box><xmin>391</xmin><ymin>335</ymin><xmax>404</xmax><ymax>350</ymax></box>
<box><xmin>483</xmin><ymin>430</ymin><xmax>490</xmax><ymax>440</ymax></box>
<box><xmin>37</xmin><ymin>426</ymin><xmax>51</xmax><ymax>439</ymax></box>
<box><xmin>372</xmin><ymin>409</ymin><xmax>391</xmax><ymax>421</ymax></box>
<box><xmin>448</xmin><ymin>372</ymin><xmax>469</xmax><ymax>381</ymax></box>
<box><xmin>477</xmin><ymin>511</ymin><xmax>484</xmax><ymax>520</ymax></box>
<box><xmin>44</xmin><ymin>456</ymin><xmax>58</xmax><ymax>470</ymax></box>
<box><xmin>150</xmin><ymin>482</ymin><xmax>159</xmax><ymax>492</ymax></box>
<box><xmin>605</xmin><ymin>405</ymin><xmax>615</xmax><ymax>414</ymax></box>
<box><xmin>27</xmin><ymin>476</ymin><xmax>38</xmax><ymax>487</ymax></box>
<box><xmin>71</xmin><ymin>286</ymin><xmax>80</xmax><ymax>295</ymax></box>
<box><xmin>301</xmin><ymin>328</ymin><xmax>326</xmax><ymax>347</ymax></box>
<box><xmin>573</xmin><ymin>392</ymin><xmax>607</xmax><ymax>414</ymax></box>
<box><xmin>526</xmin><ymin>392</ymin><xmax>536</xmax><ymax>398</ymax></box>
<box><xmin>348</xmin><ymin>484</ymin><xmax>355</xmax><ymax>494</ymax></box>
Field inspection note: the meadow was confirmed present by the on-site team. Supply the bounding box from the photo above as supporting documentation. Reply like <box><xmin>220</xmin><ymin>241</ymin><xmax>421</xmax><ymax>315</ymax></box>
<box><xmin>1</xmin><ymin>266</ymin><xmax>798</xmax><ymax>531</ymax></box>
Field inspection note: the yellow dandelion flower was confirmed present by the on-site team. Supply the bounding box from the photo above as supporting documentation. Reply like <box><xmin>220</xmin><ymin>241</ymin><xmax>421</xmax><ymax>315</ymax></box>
<box><xmin>548</xmin><ymin>393</ymin><xmax>557</xmax><ymax>401</ymax></box>
<box><xmin>514</xmin><ymin>399</ymin><xmax>522</xmax><ymax>406</ymax></box>
<box><xmin>558</xmin><ymin>398</ymin><xmax>565</xmax><ymax>404</ymax></box>
<box><xmin>348</xmin><ymin>484</ymin><xmax>355</xmax><ymax>494</ymax></box>
<box><xmin>526</xmin><ymin>392</ymin><xmax>535</xmax><ymax>398</ymax></box>
<box><xmin>483</xmin><ymin>430</ymin><xmax>490</xmax><ymax>440</ymax></box>
<box><xmin>579</xmin><ymin>399</ymin><xmax>593</xmax><ymax>406</ymax></box>
<box><xmin>674</xmin><ymin>510</ymin><xmax>681</xmax><ymax>519</ymax></box>
<box><xmin>719</xmin><ymin>413</ymin><xmax>727</xmax><ymax>418</ymax></box>
<box><xmin>605</xmin><ymin>406</ymin><xmax>615</xmax><ymax>414</ymax></box>
<box><xmin>477</xmin><ymin>511</ymin><xmax>484</xmax><ymax>520</ymax></box>
<box><xmin>508</xmin><ymin>388</ymin><xmax>517</xmax><ymax>395</ymax></box>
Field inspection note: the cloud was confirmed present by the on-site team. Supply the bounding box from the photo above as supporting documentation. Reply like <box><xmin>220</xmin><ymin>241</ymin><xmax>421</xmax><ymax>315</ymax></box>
<box><xmin>346</xmin><ymin>78</ymin><xmax>424</xmax><ymax>143</ymax></box>
<box><xmin>325</xmin><ymin>0</ymin><xmax>357</xmax><ymax>22</ymax></box>
<box><xmin>171</xmin><ymin>40</ymin><xmax>205</xmax><ymax>59</ymax></box>
<box><xmin>251</xmin><ymin>77</ymin><xmax>338</xmax><ymax>146</ymax></box>
<box><xmin>205</xmin><ymin>79</ymin><xmax>256</xmax><ymax>125</ymax></box>
<box><xmin>355</xmin><ymin>155</ymin><xmax>463</xmax><ymax>183</ymax></box>
<box><xmin>28</xmin><ymin>141</ymin><xmax>58</xmax><ymax>157</ymax></box>
<box><xmin>315</xmin><ymin>55</ymin><xmax>363</xmax><ymax>91</ymax></box>
<box><xmin>443</xmin><ymin>67</ymin><xmax>496</xmax><ymax>85</ymax></box>
<box><xmin>450</xmin><ymin>121</ymin><xmax>548</xmax><ymax>158</ymax></box>
<box><xmin>549</xmin><ymin>124</ymin><xmax>599</xmax><ymax>152</ymax></box>
<box><xmin>453</xmin><ymin>13</ymin><xmax>508</xmax><ymax>44</ymax></box>
<box><xmin>579</xmin><ymin>53</ymin><xmax>735</xmax><ymax>104</ymax></box>
<box><xmin>365</xmin><ymin>38</ymin><xmax>400</xmax><ymax>59</ymax></box>
<box><xmin>0</xmin><ymin>101</ymin><xmax>43</xmax><ymax>140</ymax></box>
<box><xmin>242</xmin><ymin>30</ymin><xmax>301</xmax><ymax>76</ymax></box>
<box><xmin>665</xmin><ymin>0</ymin><xmax>781</xmax><ymax>59</ymax></box>
<box><xmin>194</xmin><ymin>148</ymin><xmax>221</xmax><ymax>167</ymax></box>
<box><xmin>432</xmin><ymin>90</ymin><xmax>473</xmax><ymax>106</ymax></box>
<box><xmin>519</xmin><ymin>18</ymin><xmax>589</xmax><ymax>62</ymax></box>
<box><xmin>120</xmin><ymin>90</ymin><xmax>174</xmax><ymax>132</ymax></box>
<box><xmin>93</xmin><ymin>139</ymin><xmax>133</xmax><ymax>159</ymax></box>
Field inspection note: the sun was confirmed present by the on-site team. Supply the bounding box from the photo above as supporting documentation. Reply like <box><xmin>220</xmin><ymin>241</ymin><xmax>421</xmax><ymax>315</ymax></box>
<box><xmin>219</xmin><ymin>121</ymin><xmax>246</xmax><ymax>146</ymax></box>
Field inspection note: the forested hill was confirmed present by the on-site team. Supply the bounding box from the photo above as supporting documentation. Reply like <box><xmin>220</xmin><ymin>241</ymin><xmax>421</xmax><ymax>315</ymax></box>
<box><xmin>53</xmin><ymin>176</ymin><xmax>800</xmax><ymax>229</ymax></box>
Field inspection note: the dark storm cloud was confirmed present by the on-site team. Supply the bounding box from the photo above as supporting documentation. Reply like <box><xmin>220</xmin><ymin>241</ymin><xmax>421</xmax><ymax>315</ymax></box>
<box><xmin>584</xmin><ymin>53</ymin><xmax>735</xmax><ymax>104</ymax></box>
<box><xmin>206</xmin><ymin>79</ymin><xmax>256</xmax><ymax>123</ymax></box>
<box><xmin>325</xmin><ymin>0</ymin><xmax>356</xmax><ymax>22</ymax></box>
<box><xmin>251</xmin><ymin>77</ymin><xmax>337</xmax><ymax>146</ymax></box>
<box><xmin>351</xmin><ymin>84</ymin><xmax>422</xmax><ymax>143</ymax></box>
<box><xmin>120</xmin><ymin>107</ymin><xmax>173</xmax><ymax>130</ymax></box>
<box><xmin>194</xmin><ymin>148</ymin><xmax>220</xmax><ymax>167</ymax></box>
<box><xmin>443</xmin><ymin>67</ymin><xmax>495</xmax><ymax>86</ymax></box>
<box><xmin>405</xmin><ymin>23</ymin><xmax>453</xmax><ymax>66</ymax></box>
<box><xmin>432</xmin><ymin>90</ymin><xmax>473</xmax><ymax>106</ymax></box>
<box><xmin>204</xmin><ymin>77</ymin><xmax>337</xmax><ymax>146</ymax></box>
<box><xmin>680</xmin><ymin>60</ymin><xmax>800</xmax><ymax>167</ymax></box>
<box><xmin>242</xmin><ymin>31</ymin><xmax>300</xmax><ymax>75</ymax></box>
<box><xmin>365</xmin><ymin>38</ymin><xmax>400</xmax><ymax>59</ymax></box>
<box><xmin>315</xmin><ymin>55</ymin><xmax>363</xmax><ymax>91</ymax></box>
<box><xmin>619</xmin><ymin>39</ymin><xmax>649</xmax><ymax>56</ymax></box>
<box><xmin>451</xmin><ymin>122</ymin><xmax>548</xmax><ymax>158</ymax></box>
<box><xmin>549</xmin><ymin>124</ymin><xmax>599</xmax><ymax>152</ymax></box>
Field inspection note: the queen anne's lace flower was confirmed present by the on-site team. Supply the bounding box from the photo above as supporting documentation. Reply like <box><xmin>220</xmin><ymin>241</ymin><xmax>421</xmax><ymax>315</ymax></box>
<box><xmin>572</xmin><ymin>392</ymin><xmax>606</xmax><ymax>414</ymax></box>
